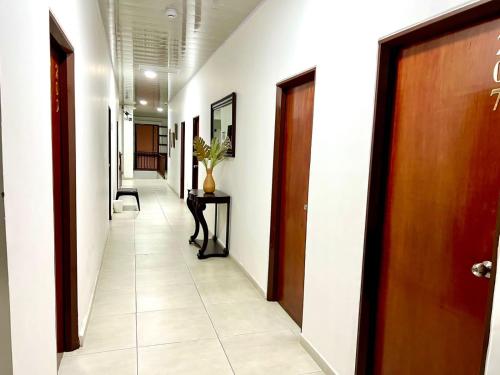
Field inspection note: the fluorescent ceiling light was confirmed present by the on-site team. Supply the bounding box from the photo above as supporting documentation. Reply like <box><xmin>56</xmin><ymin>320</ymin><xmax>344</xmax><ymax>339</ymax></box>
<box><xmin>139</xmin><ymin>99</ymin><xmax>148</xmax><ymax>105</ymax></box>
<box><xmin>157</xmin><ymin>107</ymin><xmax>164</xmax><ymax>112</ymax></box>
<box><xmin>144</xmin><ymin>70</ymin><xmax>157</xmax><ymax>79</ymax></box>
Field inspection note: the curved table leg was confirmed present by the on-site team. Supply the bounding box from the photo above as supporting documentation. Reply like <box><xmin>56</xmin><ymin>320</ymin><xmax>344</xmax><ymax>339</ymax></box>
<box><xmin>187</xmin><ymin>196</ymin><xmax>199</xmax><ymax>244</ymax></box>
<box><xmin>195</xmin><ymin>201</ymin><xmax>209</xmax><ymax>259</ymax></box>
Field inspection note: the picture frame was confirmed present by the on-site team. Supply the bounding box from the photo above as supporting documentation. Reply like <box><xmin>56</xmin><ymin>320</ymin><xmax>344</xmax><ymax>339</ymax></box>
<box><xmin>168</xmin><ymin>129</ymin><xmax>172</xmax><ymax>157</ymax></box>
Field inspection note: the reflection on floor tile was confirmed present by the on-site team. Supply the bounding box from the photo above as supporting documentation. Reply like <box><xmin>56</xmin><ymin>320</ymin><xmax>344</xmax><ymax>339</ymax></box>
<box><xmin>92</xmin><ymin>287</ymin><xmax>135</xmax><ymax>317</ymax></box>
<box><xmin>67</xmin><ymin>314</ymin><xmax>136</xmax><ymax>356</ymax></box>
<box><xmin>136</xmin><ymin>265</ymin><xmax>193</xmax><ymax>289</ymax></box>
<box><xmin>189</xmin><ymin>259</ymin><xmax>247</xmax><ymax>283</ymax></box>
<box><xmin>58</xmin><ymin>179</ymin><xmax>320</xmax><ymax>374</ymax></box>
<box><xmin>206</xmin><ymin>300</ymin><xmax>292</xmax><ymax>337</ymax></box>
<box><xmin>197</xmin><ymin>278</ymin><xmax>261</xmax><ymax>305</ymax></box>
<box><xmin>221</xmin><ymin>330</ymin><xmax>321</xmax><ymax>374</ymax></box>
<box><xmin>137</xmin><ymin>306</ymin><xmax>216</xmax><ymax>346</ymax></box>
<box><xmin>137</xmin><ymin>282</ymin><xmax>203</xmax><ymax>312</ymax></box>
<box><xmin>59</xmin><ymin>349</ymin><xmax>137</xmax><ymax>375</ymax></box>
<box><xmin>138</xmin><ymin>339</ymin><xmax>233</xmax><ymax>375</ymax></box>
<box><xmin>136</xmin><ymin>253</ymin><xmax>185</xmax><ymax>269</ymax></box>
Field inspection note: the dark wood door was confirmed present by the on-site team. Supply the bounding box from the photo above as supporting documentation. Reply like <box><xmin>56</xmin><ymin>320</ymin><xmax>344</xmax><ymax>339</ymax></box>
<box><xmin>372</xmin><ymin>18</ymin><xmax>500</xmax><ymax>374</ymax></box>
<box><xmin>108</xmin><ymin>107</ymin><xmax>112</xmax><ymax>220</ymax></box>
<box><xmin>135</xmin><ymin>124</ymin><xmax>158</xmax><ymax>170</ymax></box>
<box><xmin>50</xmin><ymin>35</ymin><xmax>79</xmax><ymax>353</ymax></box>
<box><xmin>180</xmin><ymin>122</ymin><xmax>186</xmax><ymax>199</ymax></box>
<box><xmin>51</xmin><ymin>41</ymin><xmax>65</xmax><ymax>354</ymax></box>
<box><xmin>136</xmin><ymin>124</ymin><xmax>154</xmax><ymax>152</ymax></box>
<box><xmin>117</xmin><ymin>121</ymin><xmax>121</xmax><ymax>188</ymax></box>
<box><xmin>192</xmin><ymin>117</ymin><xmax>199</xmax><ymax>189</ymax></box>
<box><xmin>276</xmin><ymin>76</ymin><xmax>315</xmax><ymax>327</ymax></box>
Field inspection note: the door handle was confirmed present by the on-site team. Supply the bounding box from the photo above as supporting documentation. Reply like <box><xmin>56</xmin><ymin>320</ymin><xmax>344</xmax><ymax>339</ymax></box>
<box><xmin>471</xmin><ymin>261</ymin><xmax>492</xmax><ymax>278</ymax></box>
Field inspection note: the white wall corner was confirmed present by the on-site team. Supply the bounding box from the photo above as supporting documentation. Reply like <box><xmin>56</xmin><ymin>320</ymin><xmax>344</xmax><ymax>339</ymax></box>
<box><xmin>228</xmin><ymin>253</ymin><xmax>266</xmax><ymax>298</ymax></box>
<box><xmin>300</xmin><ymin>335</ymin><xmax>337</xmax><ymax>375</ymax></box>
<box><xmin>77</xmin><ymin>226</ymin><xmax>109</xmax><ymax>345</ymax></box>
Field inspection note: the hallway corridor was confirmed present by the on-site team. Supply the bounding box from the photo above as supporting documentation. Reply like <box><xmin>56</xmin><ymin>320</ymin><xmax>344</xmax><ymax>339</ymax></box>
<box><xmin>59</xmin><ymin>179</ymin><xmax>322</xmax><ymax>375</ymax></box>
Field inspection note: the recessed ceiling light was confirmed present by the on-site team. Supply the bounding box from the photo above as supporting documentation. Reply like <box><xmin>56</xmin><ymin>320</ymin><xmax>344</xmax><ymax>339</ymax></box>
<box><xmin>165</xmin><ymin>8</ymin><xmax>177</xmax><ymax>19</ymax></box>
<box><xmin>157</xmin><ymin>107</ymin><xmax>164</xmax><ymax>112</ymax></box>
<box><xmin>144</xmin><ymin>70</ymin><xmax>157</xmax><ymax>79</ymax></box>
<box><xmin>139</xmin><ymin>99</ymin><xmax>148</xmax><ymax>105</ymax></box>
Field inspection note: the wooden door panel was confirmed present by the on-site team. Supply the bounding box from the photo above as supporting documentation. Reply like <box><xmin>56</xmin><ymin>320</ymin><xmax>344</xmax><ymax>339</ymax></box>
<box><xmin>192</xmin><ymin>117</ymin><xmax>199</xmax><ymax>189</ymax></box>
<box><xmin>180</xmin><ymin>122</ymin><xmax>186</xmax><ymax>199</ymax></box>
<box><xmin>135</xmin><ymin>124</ymin><xmax>159</xmax><ymax>170</ymax></box>
<box><xmin>374</xmin><ymin>18</ymin><xmax>500</xmax><ymax>374</ymax></box>
<box><xmin>153</xmin><ymin>126</ymin><xmax>159</xmax><ymax>153</ymax></box>
<box><xmin>51</xmin><ymin>42</ymin><xmax>65</xmax><ymax>353</ymax></box>
<box><xmin>277</xmin><ymin>79</ymin><xmax>315</xmax><ymax>326</ymax></box>
<box><xmin>136</xmin><ymin>124</ymin><xmax>154</xmax><ymax>152</ymax></box>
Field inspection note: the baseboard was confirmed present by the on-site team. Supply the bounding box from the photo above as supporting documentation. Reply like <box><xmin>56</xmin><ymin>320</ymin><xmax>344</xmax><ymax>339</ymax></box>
<box><xmin>203</xmin><ymin>231</ymin><xmax>267</xmax><ymax>298</ymax></box>
<box><xmin>225</xmin><ymin>247</ymin><xmax>335</xmax><ymax>374</ymax></box>
<box><xmin>78</xmin><ymin>228</ymin><xmax>108</xmax><ymax>345</ymax></box>
<box><xmin>166</xmin><ymin>182</ymin><xmax>178</xmax><ymax>196</ymax></box>
<box><xmin>300</xmin><ymin>335</ymin><xmax>337</xmax><ymax>375</ymax></box>
<box><xmin>227</xmin><ymin>253</ymin><xmax>266</xmax><ymax>298</ymax></box>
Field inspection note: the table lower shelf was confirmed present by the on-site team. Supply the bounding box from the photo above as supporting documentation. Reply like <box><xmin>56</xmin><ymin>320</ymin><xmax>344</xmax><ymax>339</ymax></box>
<box><xmin>191</xmin><ymin>238</ymin><xmax>229</xmax><ymax>259</ymax></box>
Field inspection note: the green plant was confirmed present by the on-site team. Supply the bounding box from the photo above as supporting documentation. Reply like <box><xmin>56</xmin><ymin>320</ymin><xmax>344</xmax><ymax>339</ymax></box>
<box><xmin>193</xmin><ymin>136</ymin><xmax>231</xmax><ymax>170</ymax></box>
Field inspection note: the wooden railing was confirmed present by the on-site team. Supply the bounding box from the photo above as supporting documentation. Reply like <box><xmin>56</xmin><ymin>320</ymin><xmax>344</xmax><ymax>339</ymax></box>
<box><xmin>135</xmin><ymin>152</ymin><xmax>167</xmax><ymax>179</ymax></box>
<box><xmin>158</xmin><ymin>154</ymin><xmax>166</xmax><ymax>178</ymax></box>
<box><xmin>135</xmin><ymin>151</ymin><xmax>158</xmax><ymax>170</ymax></box>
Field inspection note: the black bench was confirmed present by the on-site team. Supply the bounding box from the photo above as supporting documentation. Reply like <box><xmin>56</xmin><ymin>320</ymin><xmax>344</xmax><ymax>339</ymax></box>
<box><xmin>116</xmin><ymin>188</ymin><xmax>140</xmax><ymax>211</ymax></box>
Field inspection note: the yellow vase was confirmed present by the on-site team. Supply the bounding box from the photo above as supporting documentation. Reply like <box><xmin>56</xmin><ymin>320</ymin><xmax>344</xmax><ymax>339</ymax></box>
<box><xmin>203</xmin><ymin>168</ymin><xmax>215</xmax><ymax>193</ymax></box>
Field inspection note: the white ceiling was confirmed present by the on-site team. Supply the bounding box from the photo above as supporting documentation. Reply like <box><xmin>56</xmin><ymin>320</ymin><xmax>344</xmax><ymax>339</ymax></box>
<box><xmin>98</xmin><ymin>0</ymin><xmax>262</xmax><ymax>118</ymax></box>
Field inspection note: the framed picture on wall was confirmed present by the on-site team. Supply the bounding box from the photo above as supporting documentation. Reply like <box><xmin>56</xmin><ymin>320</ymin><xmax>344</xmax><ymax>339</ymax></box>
<box><xmin>168</xmin><ymin>129</ymin><xmax>172</xmax><ymax>157</ymax></box>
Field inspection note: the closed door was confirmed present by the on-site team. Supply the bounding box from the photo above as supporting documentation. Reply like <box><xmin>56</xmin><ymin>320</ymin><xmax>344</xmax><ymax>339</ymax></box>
<box><xmin>108</xmin><ymin>108</ymin><xmax>112</xmax><ymax>220</ymax></box>
<box><xmin>51</xmin><ymin>42</ymin><xmax>66</xmax><ymax>352</ymax></box>
<box><xmin>50</xmin><ymin>33</ymin><xmax>79</xmax><ymax>353</ymax></box>
<box><xmin>180</xmin><ymin>122</ymin><xmax>186</xmax><ymax>199</ymax></box>
<box><xmin>192</xmin><ymin>117</ymin><xmax>199</xmax><ymax>189</ymax></box>
<box><xmin>276</xmin><ymin>74</ymin><xmax>315</xmax><ymax>326</ymax></box>
<box><xmin>372</xmin><ymin>18</ymin><xmax>500</xmax><ymax>374</ymax></box>
<box><xmin>117</xmin><ymin>121</ymin><xmax>121</xmax><ymax>188</ymax></box>
<box><xmin>135</xmin><ymin>124</ymin><xmax>158</xmax><ymax>170</ymax></box>
<box><xmin>135</xmin><ymin>124</ymin><xmax>156</xmax><ymax>152</ymax></box>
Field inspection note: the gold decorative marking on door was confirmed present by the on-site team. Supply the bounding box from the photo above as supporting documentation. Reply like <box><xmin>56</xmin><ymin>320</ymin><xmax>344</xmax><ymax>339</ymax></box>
<box><xmin>491</xmin><ymin>34</ymin><xmax>500</xmax><ymax>110</ymax></box>
<box><xmin>55</xmin><ymin>64</ymin><xmax>60</xmax><ymax>113</ymax></box>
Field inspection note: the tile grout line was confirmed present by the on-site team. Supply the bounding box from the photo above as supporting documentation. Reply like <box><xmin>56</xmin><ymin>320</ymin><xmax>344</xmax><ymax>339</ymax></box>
<box><xmin>131</xmin><ymin>182</ymin><xmax>304</xmax><ymax>373</ymax></box>
<box><xmin>157</xmin><ymin>182</ymin><xmax>237</xmax><ymax>374</ymax></box>
<box><xmin>185</xmin><ymin>260</ymin><xmax>237</xmax><ymax>375</ymax></box>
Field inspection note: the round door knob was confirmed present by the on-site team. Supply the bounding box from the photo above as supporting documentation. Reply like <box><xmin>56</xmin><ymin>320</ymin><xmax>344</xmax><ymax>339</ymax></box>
<box><xmin>471</xmin><ymin>261</ymin><xmax>492</xmax><ymax>278</ymax></box>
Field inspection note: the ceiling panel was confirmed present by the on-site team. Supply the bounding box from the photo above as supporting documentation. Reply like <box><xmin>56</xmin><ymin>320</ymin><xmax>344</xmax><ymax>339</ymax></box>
<box><xmin>99</xmin><ymin>0</ymin><xmax>262</xmax><ymax>118</ymax></box>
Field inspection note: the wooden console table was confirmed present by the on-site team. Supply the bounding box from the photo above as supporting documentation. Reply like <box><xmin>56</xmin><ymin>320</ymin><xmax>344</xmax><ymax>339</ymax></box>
<box><xmin>186</xmin><ymin>189</ymin><xmax>230</xmax><ymax>259</ymax></box>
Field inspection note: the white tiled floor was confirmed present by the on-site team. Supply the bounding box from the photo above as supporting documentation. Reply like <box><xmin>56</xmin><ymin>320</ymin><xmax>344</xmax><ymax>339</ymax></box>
<box><xmin>59</xmin><ymin>179</ymin><xmax>323</xmax><ymax>375</ymax></box>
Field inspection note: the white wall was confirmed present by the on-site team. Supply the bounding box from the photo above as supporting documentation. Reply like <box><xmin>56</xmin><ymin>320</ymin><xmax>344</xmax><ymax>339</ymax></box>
<box><xmin>123</xmin><ymin>105</ymin><xmax>134</xmax><ymax>179</ymax></box>
<box><xmin>167</xmin><ymin>1</ymin><xmax>500</xmax><ymax>374</ymax></box>
<box><xmin>0</xmin><ymin>88</ymin><xmax>12</xmax><ymax>375</ymax></box>
<box><xmin>134</xmin><ymin>115</ymin><xmax>167</xmax><ymax>127</ymax></box>
<box><xmin>486</xmin><ymin>240</ymin><xmax>500</xmax><ymax>374</ymax></box>
<box><xmin>0</xmin><ymin>0</ymin><xmax>118</xmax><ymax>373</ymax></box>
